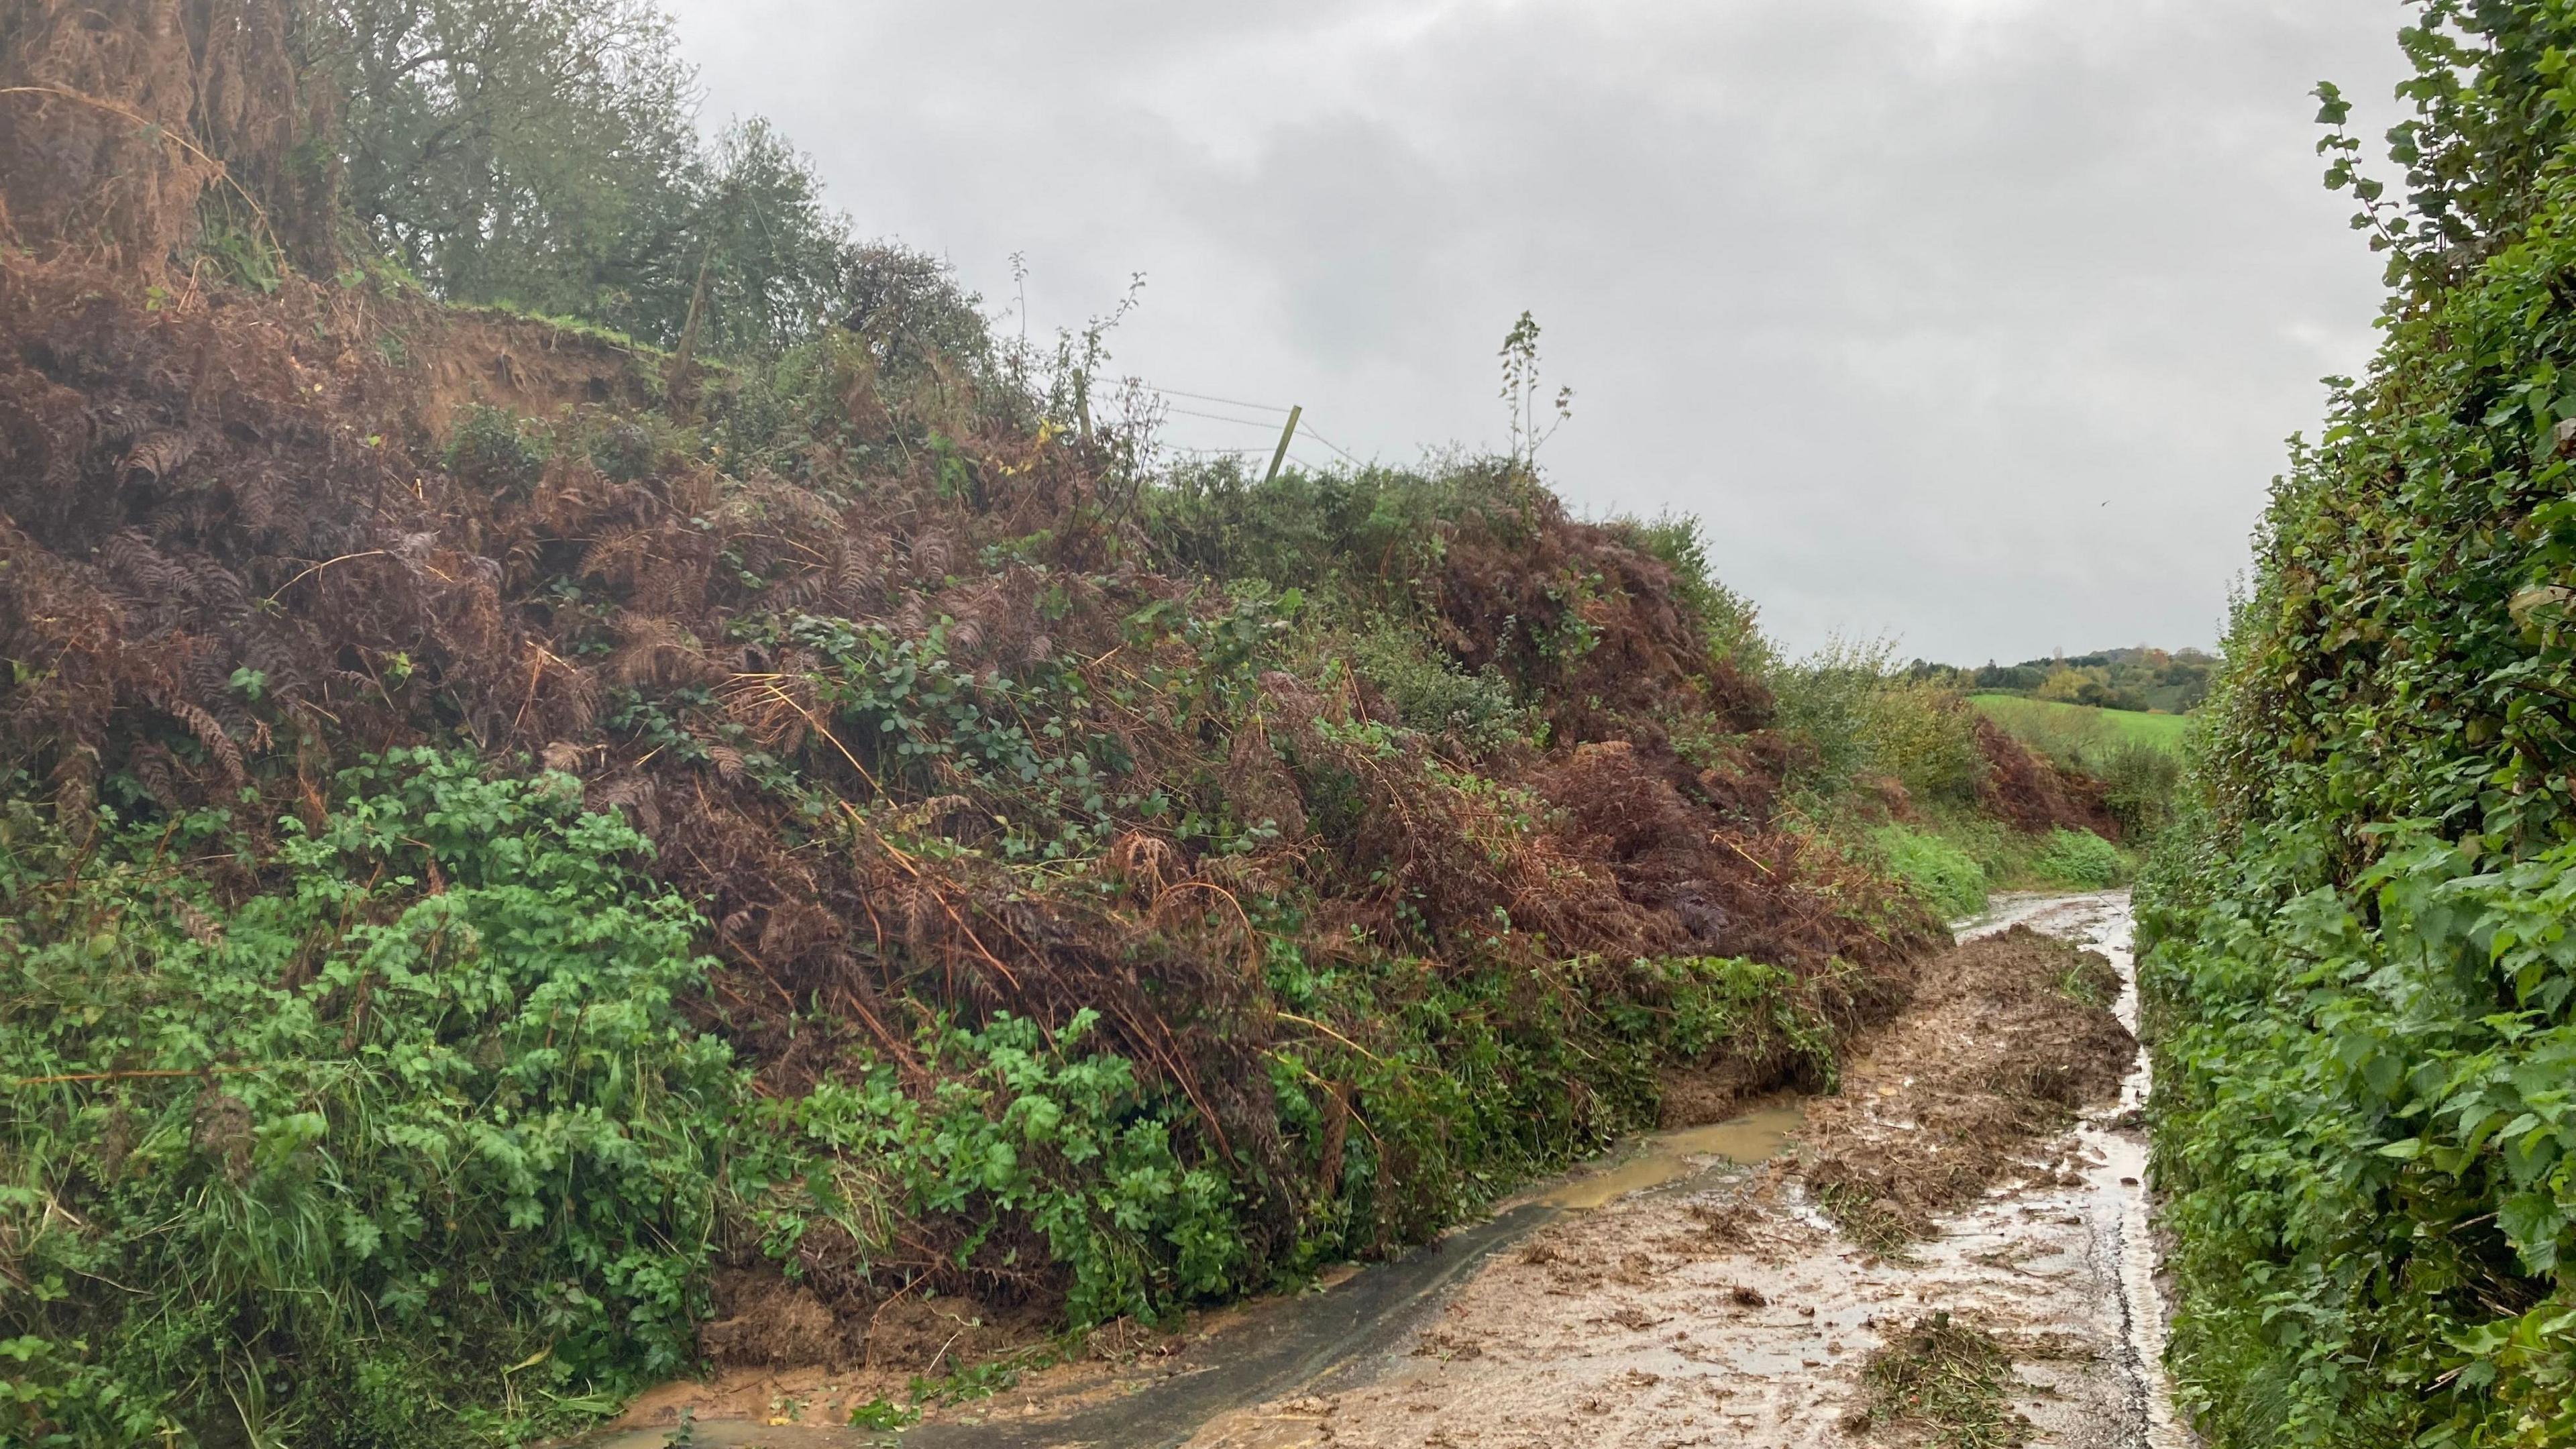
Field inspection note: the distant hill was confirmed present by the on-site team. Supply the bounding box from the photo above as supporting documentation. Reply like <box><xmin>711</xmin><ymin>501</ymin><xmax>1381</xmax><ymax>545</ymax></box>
<box><xmin>1907</xmin><ymin>646</ymin><xmax>2213</xmax><ymax>714</ymax></box>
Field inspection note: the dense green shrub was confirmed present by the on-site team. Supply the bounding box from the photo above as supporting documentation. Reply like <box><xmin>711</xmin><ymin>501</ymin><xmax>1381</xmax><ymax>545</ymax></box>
<box><xmin>0</xmin><ymin>752</ymin><xmax>743</xmax><ymax>1445</ymax></box>
<box><xmin>770</xmin><ymin>1010</ymin><xmax>1243</xmax><ymax>1328</ymax></box>
<box><xmin>1772</xmin><ymin>640</ymin><xmax>1982</xmax><ymax>804</ymax></box>
<box><xmin>587</xmin><ymin>417</ymin><xmax>664</xmax><ymax>482</ymax></box>
<box><xmin>1864</xmin><ymin>682</ymin><xmax>1987</xmax><ymax>806</ymax></box>
<box><xmin>441</xmin><ymin>402</ymin><xmax>545</xmax><ymax>494</ymax></box>
<box><xmin>1769</xmin><ymin>640</ymin><xmax>1890</xmax><ymax>794</ymax></box>
<box><xmin>2094</xmin><ymin>739</ymin><xmax>2184</xmax><ymax>839</ymax></box>
<box><xmin>2142</xmin><ymin>5</ymin><xmax>2576</xmax><ymax>1442</ymax></box>
<box><xmin>1141</xmin><ymin>460</ymin><xmax>1479</xmax><ymax>608</ymax></box>
<box><xmin>1344</xmin><ymin>617</ymin><xmax>1540</xmax><ymax>755</ymax></box>
<box><xmin>2032</xmin><ymin>826</ymin><xmax>2127</xmax><ymax>890</ymax></box>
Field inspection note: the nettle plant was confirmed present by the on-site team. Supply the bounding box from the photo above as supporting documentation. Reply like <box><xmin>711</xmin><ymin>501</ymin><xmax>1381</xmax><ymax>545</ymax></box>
<box><xmin>0</xmin><ymin>752</ymin><xmax>751</xmax><ymax>1444</ymax></box>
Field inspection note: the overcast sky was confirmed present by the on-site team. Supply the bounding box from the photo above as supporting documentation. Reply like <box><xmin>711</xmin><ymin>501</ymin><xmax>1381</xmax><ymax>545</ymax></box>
<box><xmin>665</xmin><ymin>0</ymin><xmax>2416</xmax><ymax>663</ymax></box>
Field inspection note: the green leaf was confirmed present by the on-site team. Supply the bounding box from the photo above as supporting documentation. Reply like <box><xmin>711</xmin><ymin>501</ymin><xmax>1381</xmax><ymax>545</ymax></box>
<box><xmin>2498</xmin><ymin>1192</ymin><xmax>2565</xmax><ymax>1274</ymax></box>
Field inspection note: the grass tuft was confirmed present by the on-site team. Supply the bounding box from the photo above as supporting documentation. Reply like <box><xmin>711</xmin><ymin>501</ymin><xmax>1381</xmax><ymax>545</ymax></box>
<box><xmin>1871</xmin><ymin>824</ymin><xmax>1989</xmax><ymax>921</ymax></box>
<box><xmin>1813</xmin><ymin>1180</ymin><xmax>1921</xmax><ymax>1261</ymax></box>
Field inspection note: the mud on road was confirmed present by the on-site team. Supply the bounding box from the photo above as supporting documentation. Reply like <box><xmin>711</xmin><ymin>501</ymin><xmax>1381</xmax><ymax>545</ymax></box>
<box><xmin>594</xmin><ymin>894</ymin><xmax>2185</xmax><ymax>1449</ymax></box>
<box><xmin>1174</xmin><ymin>892</ymin><xmax>2182</xmax><ymax>1449</ymax></box>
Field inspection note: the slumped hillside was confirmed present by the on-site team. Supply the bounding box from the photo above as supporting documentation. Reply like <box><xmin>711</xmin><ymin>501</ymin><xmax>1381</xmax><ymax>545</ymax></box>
<box><xmin>0</xmin><ymin>4</ymin><xmax>2118</xmax><ymax>1442</ymax></box>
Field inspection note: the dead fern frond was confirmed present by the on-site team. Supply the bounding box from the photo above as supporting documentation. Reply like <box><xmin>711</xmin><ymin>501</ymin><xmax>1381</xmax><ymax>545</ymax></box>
<box><xmin>719</xmin><ymin>672</ymin><xmax>818</xmax><ymax>755</ymax></box>
<box><xmin>580</xmin><ymin>525</ymin><xmax>655</xmax><ymax>581</ymax></box>
<box><xmin>121</xmin><ymin>429</ymin><xmax>194</xmax><ymax>481</ymax></box>
<box><xmin>157</xmin><ymin>696</ymin><xmax>246</xmax><ymax>784</ymax></box>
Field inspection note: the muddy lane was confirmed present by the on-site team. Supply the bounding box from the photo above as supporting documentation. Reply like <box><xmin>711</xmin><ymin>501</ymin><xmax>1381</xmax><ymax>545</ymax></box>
<box><xmin>1169</xmin><ymin>892</ymin><xmax>2184</xmax><ymax>1449</ymax></box>
<box><xmin>592</xmin><ymin>895</ymin><xmax>2181</xmax><ymax>1448</ymax></box>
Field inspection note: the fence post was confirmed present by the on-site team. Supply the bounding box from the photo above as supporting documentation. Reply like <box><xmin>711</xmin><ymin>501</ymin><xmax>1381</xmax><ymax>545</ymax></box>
<box><xmin>1263</xmin><ymin>405</ymin><xmax>1303</xmax><ymax>486</ymax></box>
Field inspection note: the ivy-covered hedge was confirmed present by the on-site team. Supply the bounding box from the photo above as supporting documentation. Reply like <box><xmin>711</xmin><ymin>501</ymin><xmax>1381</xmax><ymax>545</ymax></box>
<box><xmin>2142</xmin><ymin>5</ymin><xmax>2576</xmax><ymax>1442</ymax></box>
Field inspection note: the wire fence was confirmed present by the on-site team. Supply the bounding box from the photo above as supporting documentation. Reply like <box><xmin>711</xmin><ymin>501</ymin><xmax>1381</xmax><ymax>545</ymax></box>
<box><xmin>1136</xmin><ymin>378</ymin><xmax>1372</xmax><ymax>474</ymax></box>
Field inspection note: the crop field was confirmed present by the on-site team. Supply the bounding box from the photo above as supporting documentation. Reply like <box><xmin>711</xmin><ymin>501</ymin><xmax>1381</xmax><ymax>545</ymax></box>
<box><xmin>1968</xmin><ymin>694</ymin><xmax>2190</xmax><ymax>753</ymax></box>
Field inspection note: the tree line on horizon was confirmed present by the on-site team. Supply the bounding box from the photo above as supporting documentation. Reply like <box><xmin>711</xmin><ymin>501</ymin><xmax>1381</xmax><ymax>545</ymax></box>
<box><xmin>1903</xmin><ymin>646</ymin><xmax>2215</xmax><ymax>714</ymax></box>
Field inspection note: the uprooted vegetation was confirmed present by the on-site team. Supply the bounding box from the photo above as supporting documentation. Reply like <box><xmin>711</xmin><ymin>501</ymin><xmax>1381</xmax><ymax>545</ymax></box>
<box><xmin>1853</xmin><ymin>1312</ymin><xmax>2035</xmax><ymax>1449</ymax></box>
<box><xmin>0</xmin><ymin>8</ymin><xmax>2126</xmax><ymax>1444</ymax></box>
<box><xmin>1801</xmin><ymin>928</ymin><xmax>2134</xmax><ymax>1255</ymax></box>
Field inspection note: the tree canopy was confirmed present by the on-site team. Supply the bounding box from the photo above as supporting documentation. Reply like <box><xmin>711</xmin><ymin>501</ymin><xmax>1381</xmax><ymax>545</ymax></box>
<box><xmin>313</xmin><ymin>0</ymin><xmax>876</xmax><ymax>356</ymax></box>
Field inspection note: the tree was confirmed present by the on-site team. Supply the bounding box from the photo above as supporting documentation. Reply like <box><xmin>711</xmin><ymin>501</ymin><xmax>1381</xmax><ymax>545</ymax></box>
<box><xmin>317</xmin><ymin>0</ymin><xmax>699</xmax><ymax>317</ymax></box>
<box><xmin>641</xmin><ymin>119</ymin><xmax>867</xmax><ymax>358</ymax></box>
<box><xmin>313</xmin><ymin>0</ymin><xmax>869</xmax><ymax>357</ymax></box>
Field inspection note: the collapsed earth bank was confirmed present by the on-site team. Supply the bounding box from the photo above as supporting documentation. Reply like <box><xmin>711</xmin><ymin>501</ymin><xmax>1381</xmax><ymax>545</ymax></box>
<box><xmin>0</xmin><ymin>7</ymin><xmax>2119</xmax><ymax>1442</ymax></box>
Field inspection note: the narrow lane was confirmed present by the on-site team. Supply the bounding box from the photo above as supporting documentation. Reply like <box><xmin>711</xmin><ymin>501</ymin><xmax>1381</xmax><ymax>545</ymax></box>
<box><xmin>1166</xmin><ymin>892</ymin><xmax>2181</xmax><ymax>1448</ymax></box>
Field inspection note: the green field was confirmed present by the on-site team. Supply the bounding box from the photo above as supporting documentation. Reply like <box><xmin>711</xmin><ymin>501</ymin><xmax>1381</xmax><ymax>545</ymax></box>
<box><xmin>1969</xmin><ymin>694</ymin><xmax>2190</xmax><ymax>753</ymax></box>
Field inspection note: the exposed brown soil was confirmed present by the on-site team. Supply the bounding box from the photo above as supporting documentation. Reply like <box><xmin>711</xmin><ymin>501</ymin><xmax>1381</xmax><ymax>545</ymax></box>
<box><xmin>697</xmin><ymin>1272</ymin><xmax>859</xmax><ymax>1371</ymax></box>
<box><xmin>1803</xmin><ymin>926</ymin><xmax>2136</xmax><ymax>1248</ymax></box>
<box><xmin>689</xmin><ymin>1271</ymin><xmax>1069</xmax><ymax>1381</ymax></box>
<box><xmin>409</xmin><ymin>305</ymin><xmax>661</xmax><ymax>433</ymax></box>
<box><xmin>1657</xmin><ymin>1061</ymin><xmax>1781</xmax><ymax>1130</ymax></box>
<box><xmin>615</xmin><ymin>1286</ymin><xmax>1271</xmax><ymax>1434</ymax></box>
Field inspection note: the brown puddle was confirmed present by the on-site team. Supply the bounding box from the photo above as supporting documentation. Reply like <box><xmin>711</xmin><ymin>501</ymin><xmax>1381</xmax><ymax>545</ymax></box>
<box><xmin>572</xmin><ymin>1106</ymin><xmax>1803</xmax><ymax>1449</ymax></box>
<box><xmin>1533</xmin><ymin>1104</ymin><xmax>1805</xmax><ymax>1210</ymax></box>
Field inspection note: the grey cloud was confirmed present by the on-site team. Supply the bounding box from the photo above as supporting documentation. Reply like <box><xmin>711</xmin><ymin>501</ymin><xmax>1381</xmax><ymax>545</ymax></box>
<box><xmin>668</xmin><ymin>0</ymin><xmax>2415</xmax><ymax>661</ymax></box>
<box><xmin>1189</xmin><ymin>117</ymin><xmax>1462</xmax><ymax>364</ymax></box>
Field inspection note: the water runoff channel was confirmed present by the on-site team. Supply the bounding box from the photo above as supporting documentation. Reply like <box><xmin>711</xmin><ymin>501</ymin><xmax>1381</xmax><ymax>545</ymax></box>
<box><xmin>579</xmin><ymin>892</ymin><xmax>2185</xmax><ymax>1449</ymax></box>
